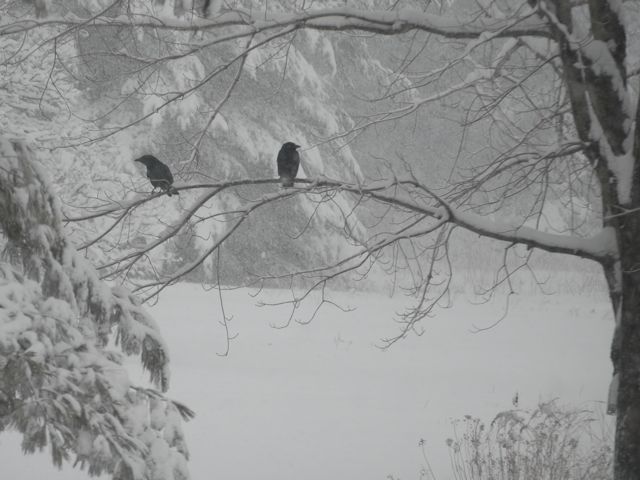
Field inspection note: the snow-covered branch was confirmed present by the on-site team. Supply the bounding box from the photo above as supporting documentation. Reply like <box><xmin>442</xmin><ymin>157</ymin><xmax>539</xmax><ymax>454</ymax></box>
<box><xmin>0</xmin><ymin>8</ymin><xmax>550</xmax><ymax>39</ymax></box>
<box><xmin>450</xmin><ymin>209</ymin><xmax>616</xmax><ymax>263</ymax></box>
<box><xmin>76</xmin><ymin>175</ymin><xmax>617</xmax><ymax>288</ymax></box>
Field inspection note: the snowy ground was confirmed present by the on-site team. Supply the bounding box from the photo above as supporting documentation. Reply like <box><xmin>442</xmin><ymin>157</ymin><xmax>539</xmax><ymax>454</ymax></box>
<box><xmin>0</xmin><ymin>282</ymin><xmax>614</xmax><ymax>479</ymax></box>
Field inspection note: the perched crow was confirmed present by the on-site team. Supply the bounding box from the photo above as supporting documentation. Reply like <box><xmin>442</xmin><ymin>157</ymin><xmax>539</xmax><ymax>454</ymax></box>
<box><xmin>277</xmin><ymin>142</ymin><xmax>301</xmax><ymax>188</ymax></box>
<box><xmin>134</xmin><ymin>154</ymin><xmax>179</xmax><ymax>196</ymax></box>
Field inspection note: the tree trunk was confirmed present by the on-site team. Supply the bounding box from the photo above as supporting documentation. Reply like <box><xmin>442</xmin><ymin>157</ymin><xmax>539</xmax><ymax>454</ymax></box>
<box><xmin>613</xmin><ymin>49</ymin><xmax>640</xmax><ymax>473</ymax></box>
<box><xmin>547</xmin><ymin>1</ymin><xmax>637</xmax><ymax>473</ymax></box>
<box><xmin>614</xmin><ymin>234</ymin><xmax>640</xmax><ymax>477</ymax></box>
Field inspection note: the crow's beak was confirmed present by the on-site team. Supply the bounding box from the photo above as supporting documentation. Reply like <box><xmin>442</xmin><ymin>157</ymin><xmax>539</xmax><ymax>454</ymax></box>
<box><xmin>295</xmin><ymin>144</ymin><xmax>301</xmax><ymax>149</ymax></box>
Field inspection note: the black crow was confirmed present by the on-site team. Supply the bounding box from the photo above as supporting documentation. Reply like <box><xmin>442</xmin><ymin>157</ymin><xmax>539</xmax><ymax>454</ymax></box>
<box><xmin>134</xmin><ymin>154</ymin><xmax>179</xmax><ymax>196</ymax></box>
<box><xmin>277</xmin><ymin>142</ymin><xmax>301</xmax><ymax>188</ymax></box>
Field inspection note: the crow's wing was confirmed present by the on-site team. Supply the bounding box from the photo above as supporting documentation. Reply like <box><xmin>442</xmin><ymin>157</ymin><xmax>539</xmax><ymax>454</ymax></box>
<box><xmin>157</xmin><ymin>162</ymin><xmax>174</xmax><ymax>184</ymax></box>
<box><xmin>148</xmin><ymin>161</ymin><xmax>174</xmax><ymax>185</ymax></box>
<box><xmin>277</xmin><ymin>149</ymin><xmax>300</xmax><ymax>178</ymax></box>
<box><xmin>290</xmin><ymin>150</ymin><xmax>300</xmax><ymax>178</ymax></box>
<box><xmin>277</xmin><ymin>148</ymin><xmax>289</xmax><ymax>177</ymax></box>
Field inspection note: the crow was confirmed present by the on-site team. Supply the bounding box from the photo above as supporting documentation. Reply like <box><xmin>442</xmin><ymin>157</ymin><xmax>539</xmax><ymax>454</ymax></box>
<box><xmin>134</xmin><ymin>154</ymin><xmax>179</xmax><ymax>196</ymax></box>
<box><xmin>277</xmin><ymin>142</ymin><xmax>301</xmax><ymax>188</ymax></box>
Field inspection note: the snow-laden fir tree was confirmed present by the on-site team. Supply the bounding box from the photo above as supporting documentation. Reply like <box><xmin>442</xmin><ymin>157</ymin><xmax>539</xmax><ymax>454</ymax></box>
<box><xmin>0</xmin><ymin>138</ymin><xmax>193</xmax><ymax>479</ymax></box>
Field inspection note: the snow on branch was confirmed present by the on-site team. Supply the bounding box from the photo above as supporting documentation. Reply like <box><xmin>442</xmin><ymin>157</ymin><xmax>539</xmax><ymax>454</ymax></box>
<box><xmin>451</xmin><ymin>210</ymin><xmax>617</xmax><ymax>263</ymax></box>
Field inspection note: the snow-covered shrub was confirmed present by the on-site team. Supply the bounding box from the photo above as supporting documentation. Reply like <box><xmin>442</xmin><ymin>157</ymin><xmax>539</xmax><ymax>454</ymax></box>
<box><xmin>444</xmin><ymin>401</ymin><xmax>612</xmax><ymax>480</ymax></box>
<box><xmin>0</xmin><ymin>138</ymin><xmax>192</xmax><ymax>479</ymax></box>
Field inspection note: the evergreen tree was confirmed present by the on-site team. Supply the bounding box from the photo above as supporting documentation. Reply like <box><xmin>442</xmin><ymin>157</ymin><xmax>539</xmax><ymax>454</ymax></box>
<box><xmin>0</xmin><ymin>138</ymin><xmax>193</xmax><ymax>479</ymax></box>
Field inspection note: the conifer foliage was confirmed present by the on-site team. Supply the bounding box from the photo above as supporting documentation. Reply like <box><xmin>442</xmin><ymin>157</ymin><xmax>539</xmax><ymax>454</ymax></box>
<box><xmin>0</xmin><ymin>138</ymin><xmax>193</xmax><ymax>479</ymax></box>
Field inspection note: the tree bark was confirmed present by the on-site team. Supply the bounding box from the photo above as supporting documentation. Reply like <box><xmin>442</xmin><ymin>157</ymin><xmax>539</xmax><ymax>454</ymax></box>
<box><xmin>548</xmin><ymin>0</ymin><xmax>638</xmax><ymax>477</ymax></box>
<box><xmin>614</xmin><ymin>70</ymin><xmax>640</xmax><ymax>478</ymax></box>
<box><xmin>613</xmin><ymin>219</ymin><xmax>640</xmax><ymax>478</ymax></box>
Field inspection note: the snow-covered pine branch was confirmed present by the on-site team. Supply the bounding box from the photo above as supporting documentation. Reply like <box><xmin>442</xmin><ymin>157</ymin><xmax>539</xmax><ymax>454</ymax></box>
<box><xmin>0</xmin><ymin>138</ymin><xmax>192</xmax><ymax>479</ymax></box>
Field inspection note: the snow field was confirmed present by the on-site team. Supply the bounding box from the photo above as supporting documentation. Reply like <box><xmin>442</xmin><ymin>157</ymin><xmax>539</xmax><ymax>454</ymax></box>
<box><xmin>0</xmin><ymin>283</ymin><xmax>614</xmax><ymax>479</ymax></box>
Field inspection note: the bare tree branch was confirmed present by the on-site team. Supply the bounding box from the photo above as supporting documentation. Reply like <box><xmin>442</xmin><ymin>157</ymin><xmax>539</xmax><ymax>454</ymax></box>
<box><xmin>0</xmin><ymin>8</ymin><xmax>550</xmax><ymax>39</ymax></box>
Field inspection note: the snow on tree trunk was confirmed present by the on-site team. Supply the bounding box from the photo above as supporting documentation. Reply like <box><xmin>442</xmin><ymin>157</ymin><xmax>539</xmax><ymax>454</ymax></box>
<box><xmin>546</xmin><ymin>1</ymin><xmax>638</xmax><ymax>478</ymax></box>
<box><xmin>0</xmin><ymin>138</ymin><xmax>193</xmax><ymax>479</ymax></box>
